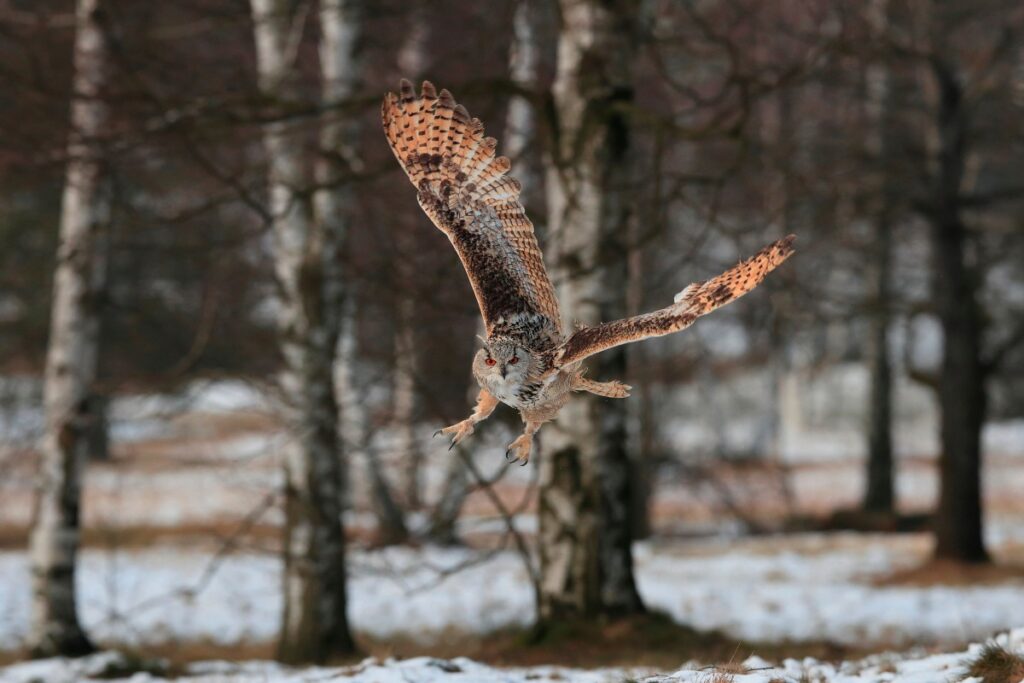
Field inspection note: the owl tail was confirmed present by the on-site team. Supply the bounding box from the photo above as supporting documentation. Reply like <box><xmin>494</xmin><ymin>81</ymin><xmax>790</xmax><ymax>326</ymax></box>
<box><xmin>673</xmin><ymin>234</ymin><xmax>796</xmax><ymax>316</ymax></box>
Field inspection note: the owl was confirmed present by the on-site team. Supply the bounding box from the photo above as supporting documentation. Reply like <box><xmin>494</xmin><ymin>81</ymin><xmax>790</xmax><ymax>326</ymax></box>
<box><xmin>382</xmin><ymin>80</ymin><xmax>794</xmax><ymax>465</ymax></box>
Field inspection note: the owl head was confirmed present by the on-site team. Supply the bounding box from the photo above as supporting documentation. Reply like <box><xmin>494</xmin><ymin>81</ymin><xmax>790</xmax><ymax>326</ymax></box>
<box><xmin>473</xmin><ymin>336</ymin><xmax>532</xmax><ymax>385</ymax></box>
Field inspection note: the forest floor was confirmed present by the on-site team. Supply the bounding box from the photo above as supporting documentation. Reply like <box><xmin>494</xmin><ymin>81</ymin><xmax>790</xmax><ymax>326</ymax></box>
<box><xmin>1</xmin><ymin>380</ymin><xmax>1023</xmax><ymax>680</ymax></box>
<box><xmin>2</xmin><ymin>631</ymin><xmax>1024</xmax><ymax>682</ymax></box>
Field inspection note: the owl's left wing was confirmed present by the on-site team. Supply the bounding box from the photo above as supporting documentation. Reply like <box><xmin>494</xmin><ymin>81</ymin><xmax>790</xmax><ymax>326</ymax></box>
<box><xmin>550</xmin><ymin>236</ymin><xmax>795</xmax><ymax>369</ymax></box>
<box><xmin>382</xmin><ymin>80</ymin><xmax>561</xmax><ymax>338</ymax></box>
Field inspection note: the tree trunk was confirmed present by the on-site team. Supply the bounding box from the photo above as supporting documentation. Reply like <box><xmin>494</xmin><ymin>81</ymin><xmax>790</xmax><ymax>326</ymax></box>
<box><xmin>538</xmin><ymin>0</ymin><xmax>644</xmax><ymax>624</ymax></box>
<box><xmin>928</xmin><ymin>60</ymin><xmax>988</xmax><ymax>563</ymax></box>
<box><xmin>250</xmin><ymin>0</ymin><xmax>356</xmax><ymax>662</ymax></box>
<box><xmin>394</xmin><ymin>4</ymin><xmax>429</xmax><ymax>511</ymax></box>
<box><xmin>337</xmin><ymin>298</ymin><xmax>409</xmax><ymax>545</ymax></box>
<box><xmin>393</xmin><ymin>313</ymin><xmax>422</xmax><ymax>508</ymax></box>
<box><xmin>861</xmin><ymin>3</ymin><xmax>896</xmax><ymax>513</ymax></box>
<box><xmin>84</xmin><ymin>393</ymin><xmax>109</xmax><ymax>461</ymax></box>
<box><xmin>863</xmin><ymin>218</ymin><xmax>895</xmax><ymax>513</ymax></box>
<box><xmin>29</xmin><ymin>0</ymin><xmax>112</xmax><ymax>658</ymax></box>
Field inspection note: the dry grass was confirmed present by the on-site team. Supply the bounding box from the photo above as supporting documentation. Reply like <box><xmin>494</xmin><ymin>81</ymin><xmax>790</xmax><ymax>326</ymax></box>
<box><xmin>0</xmin><ymin>522</ymin><xmax>283</xmax><ymax>552</ymax></box>
<box><xmin>874</xmin><ymin>559</ymin><xmax>1024</xmax><ymax>587</ymax></box>
<box><xmin>964</xmin><ymin>643</ymin><xmax>1024</xmax><ymax>683</ymax></box>
<box><xmin>0</xmin><ymin>615</ymin><xmax>882</xmax><ymax>672</ymax></box>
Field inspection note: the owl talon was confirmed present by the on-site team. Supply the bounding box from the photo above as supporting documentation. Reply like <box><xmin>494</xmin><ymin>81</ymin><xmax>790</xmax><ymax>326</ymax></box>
<box><xmin>432</xmin><ymin>429</ymin><xmax>443</xmax><ymax>438</ymax></box>
<box><xmin>504</xmin><ymin>435</ymin><xmax>532</xmax><ymax>466</ymax></box>
<box><xmin>435</xmin><ymin>419</ymin><xmax>474</xmax><ymax>449</ymax></box>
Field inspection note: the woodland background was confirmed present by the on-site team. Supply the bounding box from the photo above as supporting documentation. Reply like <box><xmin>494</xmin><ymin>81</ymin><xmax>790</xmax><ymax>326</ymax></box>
<box><xmin>1</xmin><ymin>0</ymin><xmax>1023</xmax><ymax>679</ymax></box>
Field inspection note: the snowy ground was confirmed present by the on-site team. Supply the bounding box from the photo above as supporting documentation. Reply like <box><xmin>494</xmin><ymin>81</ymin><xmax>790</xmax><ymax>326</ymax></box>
<box><xmin>3</xmin><ymin>378</ymin><xmax>1024</xmax><ymax>679</ymax></box>
<box><xmin>1</xmin><ymin>534</ymin><xmax>1022</xmax><ymax>652</ymax></box>
<box><xmin>2</xmin><ymin>629</ymin><xmax>1024</xmax><ymax>682</ymax></box>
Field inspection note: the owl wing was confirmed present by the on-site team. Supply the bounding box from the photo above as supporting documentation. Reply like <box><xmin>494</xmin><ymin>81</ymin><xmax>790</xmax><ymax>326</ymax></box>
<box><xmin>382</xmin><ymin>80</ymin><xmax>561</xmax><ymax>338</ymax></box>
<box><xmin>550</xmin><ymin>236</ymin><xmax>795</xmax><ymax>369</ymax></box>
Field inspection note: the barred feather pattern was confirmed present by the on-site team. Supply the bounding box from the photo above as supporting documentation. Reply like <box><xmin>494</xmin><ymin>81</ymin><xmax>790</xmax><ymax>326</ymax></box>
<box><xmin>382</xmin><ymin>79</ymin><xmax>561</xmax><ymax>348</ymax></box>
<box><xmin>551</xmin><ymin>235</ymin><xmax>796</xmax><ymax>369</ymax></box>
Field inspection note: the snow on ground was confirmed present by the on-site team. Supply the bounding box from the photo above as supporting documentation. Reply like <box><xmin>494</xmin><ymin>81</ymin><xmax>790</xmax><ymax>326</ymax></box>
<box><xmin>1</xmin><ymin>535</ymin><xmax>1022</xmax><ymax>652</ymax></box>
<box><xmin>2</xmin><ymin>629</ymin><xmax>1024</xmax><ymax>682</ymax></box>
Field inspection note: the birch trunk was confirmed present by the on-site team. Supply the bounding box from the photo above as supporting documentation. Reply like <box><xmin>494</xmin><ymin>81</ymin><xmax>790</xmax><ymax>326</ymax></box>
<box><xmin>250</xmin><ymin>0</ymin><xmax>355</xmax><ymax>661</ymax></box>
<box><xmin>861</xmin><ymin>0</ymin><xmax>896</xmax><ymax>514</ymax></box>
<box><xmin>337</xmin><ymin>298</ymin><xmax>409</xmax><ymax>544</ymax></box>
<box><xmin>538</xmin><ymin>0</ymin><xmax>644</xmax><ymax>623</ymax></box>
<box><xmin>29</xmin><ymin>0</ymin><xmax>111</xmax><ymax>657</ymax></box>
<box><xmin>428</xmin><ymin>0</ymin><xmax>547</xmax><ymax>544</ymax></box>
<box><xmin>394</xmin><ymin>5</ymin><xmax>429</xmax><ymax>510</ymax></box>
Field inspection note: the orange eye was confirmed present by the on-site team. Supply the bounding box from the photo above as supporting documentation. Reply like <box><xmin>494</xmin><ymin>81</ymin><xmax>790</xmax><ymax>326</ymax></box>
<box><xmin>485</xmin><ymin>358</ymin><xmax>496</xmax><ymax>366</ymax></box>
<box><xmin>508</xmin><ymin>357</ymin><xmax>519</xmax><ymax>365</ymax></box>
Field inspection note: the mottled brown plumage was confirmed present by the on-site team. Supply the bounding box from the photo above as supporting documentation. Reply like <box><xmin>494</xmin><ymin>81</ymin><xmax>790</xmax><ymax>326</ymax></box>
<box><xmin>382</xmin><ymin>79</ymin><xmax>561</xmax><ymax>347</ymax></box>
<box><xmin>383</xmin><ymin>81</ymin><xmax>795</xmax><ymax>464</ymax></box>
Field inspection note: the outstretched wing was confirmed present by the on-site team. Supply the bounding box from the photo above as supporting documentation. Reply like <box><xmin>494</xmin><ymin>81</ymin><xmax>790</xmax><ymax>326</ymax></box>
<box><xmin>382</xmin><ymin>80</ymin><xmax>561</xmax><ymax>339</ymax></box>
<box><xmin>551</xmin><ymin>236</ymin><xmax>795</xmax><ymax>369</ymax></box>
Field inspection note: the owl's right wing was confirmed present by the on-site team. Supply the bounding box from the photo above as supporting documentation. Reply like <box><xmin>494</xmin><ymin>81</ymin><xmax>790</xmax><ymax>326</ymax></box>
<box><xmin>382</xmin><ymin>80</ymin><xmax>561</xmax><ymax>338</ymax></box>
<box><xmin>550</xmin><ymin>236</ymin><xmax>795</xmax><ymax>369</ymax></box>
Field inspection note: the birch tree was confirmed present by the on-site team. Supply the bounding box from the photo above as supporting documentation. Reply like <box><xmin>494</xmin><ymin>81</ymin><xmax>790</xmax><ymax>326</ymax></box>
<box><xmin>861</xmin><ymin>0</ymin><xmax>896</xmax><ymax>515</ymax></box>
<box><xmin>249</xmin><ymin>0</ymin><xmax>355</xmax><ymax>661</ymax></box>
<box><xmin>28</xmin><ymin>0</ymin><xmax>112</xmax><ymax>657</ymax></box>
<box><xmin>313</xmin><ymin>0</ymin><xmax>402</xmax><ymax>546</ymax></box>
<box><xmin>539</xmin><ymin>0</ymin><xmax>645</xmax><ymax>622</ymax></box>
<box><xmin>393</xmin><ymin>4</ymin><xmax>429</xmax><ymax>509</ymax></box>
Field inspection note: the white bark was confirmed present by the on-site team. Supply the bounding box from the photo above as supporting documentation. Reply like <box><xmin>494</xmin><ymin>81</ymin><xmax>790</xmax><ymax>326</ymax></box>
<box><xmin>336</xmin><ymin>298</ymin><xmax>409</xmax><ymax>543</ymax></box>
<box><xmin>394</xmin><ymin>4</ymin><xmax>429</xmax><ymax>509</ymax></box>
<box><xmin>29</xmin><ymin>0</ymin><xmax>111</xmax><ymax>657</ymax></box>
<box><xmin>539</xmin><ymin>0</ymin><xmax>644</xmax><ymax>622</ymax></box>
<box><xmin>250</xmin><ymin>0</ymin><xmax>356</xmax><ymax>662</ymax></box>
<box><xmin>504</xmin><ymin>0</ymin><xmax>544</xmax><ymax>200</ymax></box>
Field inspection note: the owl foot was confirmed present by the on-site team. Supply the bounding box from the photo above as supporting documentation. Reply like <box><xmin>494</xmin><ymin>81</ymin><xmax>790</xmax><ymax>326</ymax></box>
<box><xmin>433</xmin><ymin>419</ymin><xmax>475</xmax><ymax>451</ymax></box>
<box><xmin>504</xmin><ymin>434</ymin><xmax>532</xmax><ymax>467</ymax></box>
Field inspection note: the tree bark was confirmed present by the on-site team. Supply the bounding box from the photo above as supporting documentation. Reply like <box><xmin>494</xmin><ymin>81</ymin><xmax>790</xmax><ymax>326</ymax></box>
<box><xmin>29</xmin><ymin>0</ymin><xmax>112</xmax><ymax>658</ymax></box>
<box><xmin>394</xmin><ymin>3</ymin><xmax>428</xmax><ymax>510</ymax></box>
<box><xmin>250</xmin><ymin>0</ymin><xmax>357</xmax><ymax>661</ymax></box>
<box><xmin>928</xmin><ymin>59</ymin><xmax>988</xmax><ymax>563</ymax></box>
<box><xmin>861</xmin><ymin>0</ymin><xmax>896</xmax><ymax>514</ymax></box>
<box><xmin>863</xmin><ymin>218</ymin><xmax>895</xmax><ymax>513</ymax></box>
<box><xmin>538</xmin><ymin>0</ymin><xmax>644</xmax><ymax>624</ymax></box>
<box><xmin>337</xmin><ymin>298</ymin><xmax>409</xmax><ymax>545</ymax></box>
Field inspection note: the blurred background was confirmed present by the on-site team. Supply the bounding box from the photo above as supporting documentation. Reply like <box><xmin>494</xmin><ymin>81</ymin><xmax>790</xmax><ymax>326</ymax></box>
<box><xmin>1</xmin><ymin>0</ymin><xmax>1023</xmax><ymax>674</ymax></box>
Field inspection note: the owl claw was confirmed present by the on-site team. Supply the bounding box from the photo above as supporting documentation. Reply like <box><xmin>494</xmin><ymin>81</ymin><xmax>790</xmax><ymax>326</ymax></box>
<box><xmin>435</xmin><ymin>419</ymin><xmax>474</xmax><ymax>449</ymax></box>
<box><xmin>432</xmin><ymin>429</ymin><xmax>443</xmax><ymax>438</ymax></box>
<box><xmin>504</xmin><ymin>435</ymin><xmax>532</xmax><ymax>466</ymax></box>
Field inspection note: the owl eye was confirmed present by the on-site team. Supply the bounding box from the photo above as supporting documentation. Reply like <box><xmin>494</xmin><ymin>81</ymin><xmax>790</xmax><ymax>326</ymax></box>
<box><xmin>485</xmin><ymin>358</ymin><xmax>496</xmax><ymax>366</ymax></box>
<box><xmin>508</xmin><ymin>356</ymin><xmax>519</xmax><ymax>365</ymax></box>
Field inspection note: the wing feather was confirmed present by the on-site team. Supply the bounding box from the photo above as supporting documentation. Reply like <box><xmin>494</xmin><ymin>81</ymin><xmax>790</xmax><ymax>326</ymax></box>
<box><xmin>552</xmin><ymin>236</ymin><xmax>796</xmax><ymax>368</ymax></box>
<box><xmin>382</xmin><ymin>80</ymin><xmax>561</xmax><ymax>340</ymax></box>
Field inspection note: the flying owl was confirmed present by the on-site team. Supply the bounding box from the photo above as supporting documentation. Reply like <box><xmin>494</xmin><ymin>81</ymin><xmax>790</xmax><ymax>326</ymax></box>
<box><xmin>382</xmin><ymin>80</ymin><xmax>794</xmax><ymax>465</ymax></box>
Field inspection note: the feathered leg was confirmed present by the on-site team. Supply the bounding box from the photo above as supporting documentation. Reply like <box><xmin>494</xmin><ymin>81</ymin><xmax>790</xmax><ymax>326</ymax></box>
<box><xmin>505</xmin><ymin>419</ymin><xmax>543</xmax><ymax>466</ymax></box>
<box><xmin>434</xmin><ymin>388</ymin><xmax>499</xmax><ymax>451</ymax></box>
<box><xmin>571</xmin><ymin>375</ymin><xmax>631</xmax><ymax>398</ymax></box>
